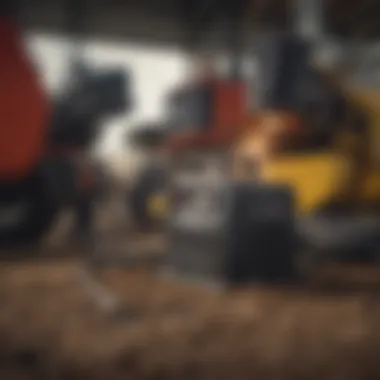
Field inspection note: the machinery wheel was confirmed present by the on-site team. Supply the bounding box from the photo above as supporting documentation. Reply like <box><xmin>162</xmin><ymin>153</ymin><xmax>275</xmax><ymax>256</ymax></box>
<box><xmin>0</xmin><ymin>168</ymin><xmax>58</xmax><ymax>250</ymax></box>
<box><xmin>129</xmin><ymin>165</ymin><xmax>167</xmax><ymax>231</ymax></box>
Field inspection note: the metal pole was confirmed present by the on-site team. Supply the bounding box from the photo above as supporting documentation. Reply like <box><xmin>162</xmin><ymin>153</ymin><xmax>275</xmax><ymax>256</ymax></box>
<box><xmin>293</xmin><ymin>0</ymin><xmax>325</xmax><ymax>42</ymax></box>
<box><xmin>225</xmin><ymin>0</ymin><xmax>248</xmax><ymax>79</ymax></box>
<box><xmin>66</xmin><ymin>0</ymin><xmax>87</xmax><ymax>79</ymax></box>
<box><xmin>181</xmin><ymin>0</ymin><xmax>222</xmax><ymax>76</ymax></box>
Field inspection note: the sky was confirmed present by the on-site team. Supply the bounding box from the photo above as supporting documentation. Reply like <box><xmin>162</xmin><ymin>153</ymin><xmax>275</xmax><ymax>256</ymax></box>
<box><xmin>26</xmin><ymin>33</ymin><xmax>188</xmax><ymax>157</ymax></box>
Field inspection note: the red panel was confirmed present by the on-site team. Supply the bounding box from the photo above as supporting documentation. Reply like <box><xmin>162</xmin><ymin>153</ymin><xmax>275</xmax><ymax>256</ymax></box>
<box><xmin>192</xmin><ymin>80</ymin><xmax>248</xmax><ymax>148</ymax></box>
<box><xmin>213</xmin><ymin>80</ymin><xmax>247</xmax><ymax>140</ymax></box>
<box><xmin>167</xmin><ymin>79</ymin><xmax>249</xmax><ymax>153</ymax></box>
<box><xmin>0</xmin><ymin>18</ymin><xmax>50</xmax><ymax>180</ymax></box>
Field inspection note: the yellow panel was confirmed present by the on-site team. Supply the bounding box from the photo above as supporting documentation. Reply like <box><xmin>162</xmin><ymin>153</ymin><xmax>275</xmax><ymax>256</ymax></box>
<box><xmin>359</xmin><ymin>169</ymin><xmax>380</xmax><ymax>203</ymax></box>
<box><xmin>261</xmin><ymin>153</ymin><xmax>352</xmax><ymax>214</ymax></box>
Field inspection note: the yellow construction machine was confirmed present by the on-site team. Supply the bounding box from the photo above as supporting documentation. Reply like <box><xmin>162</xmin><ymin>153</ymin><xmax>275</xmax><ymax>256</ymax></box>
<box><xmin>229</xmin><ymin>37</ymin><xmax>380</xmax><ymax>279</ymax></box>
<box><xmin>233</xmin><ymin>76</ymin><xmax>380</xmax><ymax>215</ymax></box>
<box><xmin>163</xmin><ymin>34</ymin><xmax>380</xmax><ymax>285</ymax></box>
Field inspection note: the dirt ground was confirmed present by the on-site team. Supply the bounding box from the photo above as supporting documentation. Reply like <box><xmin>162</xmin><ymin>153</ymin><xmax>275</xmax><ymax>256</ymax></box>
<box><xmin>2</xmin><ymin>202</ymin><xmax>380</xmax><ymax>380</ymax></box>
<box><xmin>2</xmin><ymin>251</ymin><xmax>380</xmax><ymax>380</ymax></box>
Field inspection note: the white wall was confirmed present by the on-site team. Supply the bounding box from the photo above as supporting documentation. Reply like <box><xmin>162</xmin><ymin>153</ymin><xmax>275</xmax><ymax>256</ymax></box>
<box><xmin>25</xmin><ymin>34</ymin><xmax>259</xmax><ymax>184</ymax></box>
<box><xmin>26</xmin><ymin>33</ymin><xmax>188</xmax><ymax>183</ymax></box>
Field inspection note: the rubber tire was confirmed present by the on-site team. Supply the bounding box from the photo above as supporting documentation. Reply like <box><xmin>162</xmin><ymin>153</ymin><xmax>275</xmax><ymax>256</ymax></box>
<box><xmin>129</xmin><ymin>165</ymin><xmax>167</xmax><ymax>231</ymax></box>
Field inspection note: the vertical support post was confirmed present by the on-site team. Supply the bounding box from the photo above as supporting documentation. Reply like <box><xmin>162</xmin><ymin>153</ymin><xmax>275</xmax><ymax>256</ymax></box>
<box><xmin>181</xmin><ymin>0</ymin><xmax>249</xmax><ymax>79</ymax></box>
<box><xmin>181</xmin><ymin>0</ymin><xmax>223</xmax><ymax>76</ymax></box>
<box><xmin>293</xmin><ymin>0</ymin><xmax>325</xmax><ymax>42</ymax></box>
<box><xmin>66</xmin><ymin>0</ymin><xmax>87</xmax><ymax>78</ymax></box>
<box><xmin>225</xmin><ymin>0</ymin><xmax>248</xmax><ymax>79</ymax></box>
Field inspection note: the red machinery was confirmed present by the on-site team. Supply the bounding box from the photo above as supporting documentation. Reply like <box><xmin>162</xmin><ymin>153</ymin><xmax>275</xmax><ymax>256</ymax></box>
<box><xmin>166</xmin><ymin>77</ymin><xmax>248</xmax><ymax>152</ymax></box>
<box><xmin>0</xmin><ymin>16</ymin><xmax>49</xmax><ymax>181</ymax></box>
<box><xmin>0</xmin><ymin>5</ymin><xmax>132</xmax><ymax>249</ymax></box>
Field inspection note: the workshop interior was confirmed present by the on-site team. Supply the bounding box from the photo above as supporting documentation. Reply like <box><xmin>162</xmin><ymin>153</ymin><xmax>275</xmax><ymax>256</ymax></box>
<box><xmin>2</xmin><ymin>0</ymin><xmax>380</xmax><ymax>379</ymax></box>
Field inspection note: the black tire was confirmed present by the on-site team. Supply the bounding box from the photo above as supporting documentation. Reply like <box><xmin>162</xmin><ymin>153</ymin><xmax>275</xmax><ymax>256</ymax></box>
<box><xmin>129</xmin><ymin>165</ymin><xmax>167</xmax><ymax>231</ymax></box>
<box><xmin>0</xmin><ymin>168</ymin><xmax>58</xmax><ymax>250</ymax></box>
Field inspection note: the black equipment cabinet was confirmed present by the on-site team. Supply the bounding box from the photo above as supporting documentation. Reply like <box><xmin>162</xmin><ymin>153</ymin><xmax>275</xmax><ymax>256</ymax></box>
<box><xmin>166</xmin><ymin>181</ymin><xmax>297</xmax><ymax>286</ymax></box>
